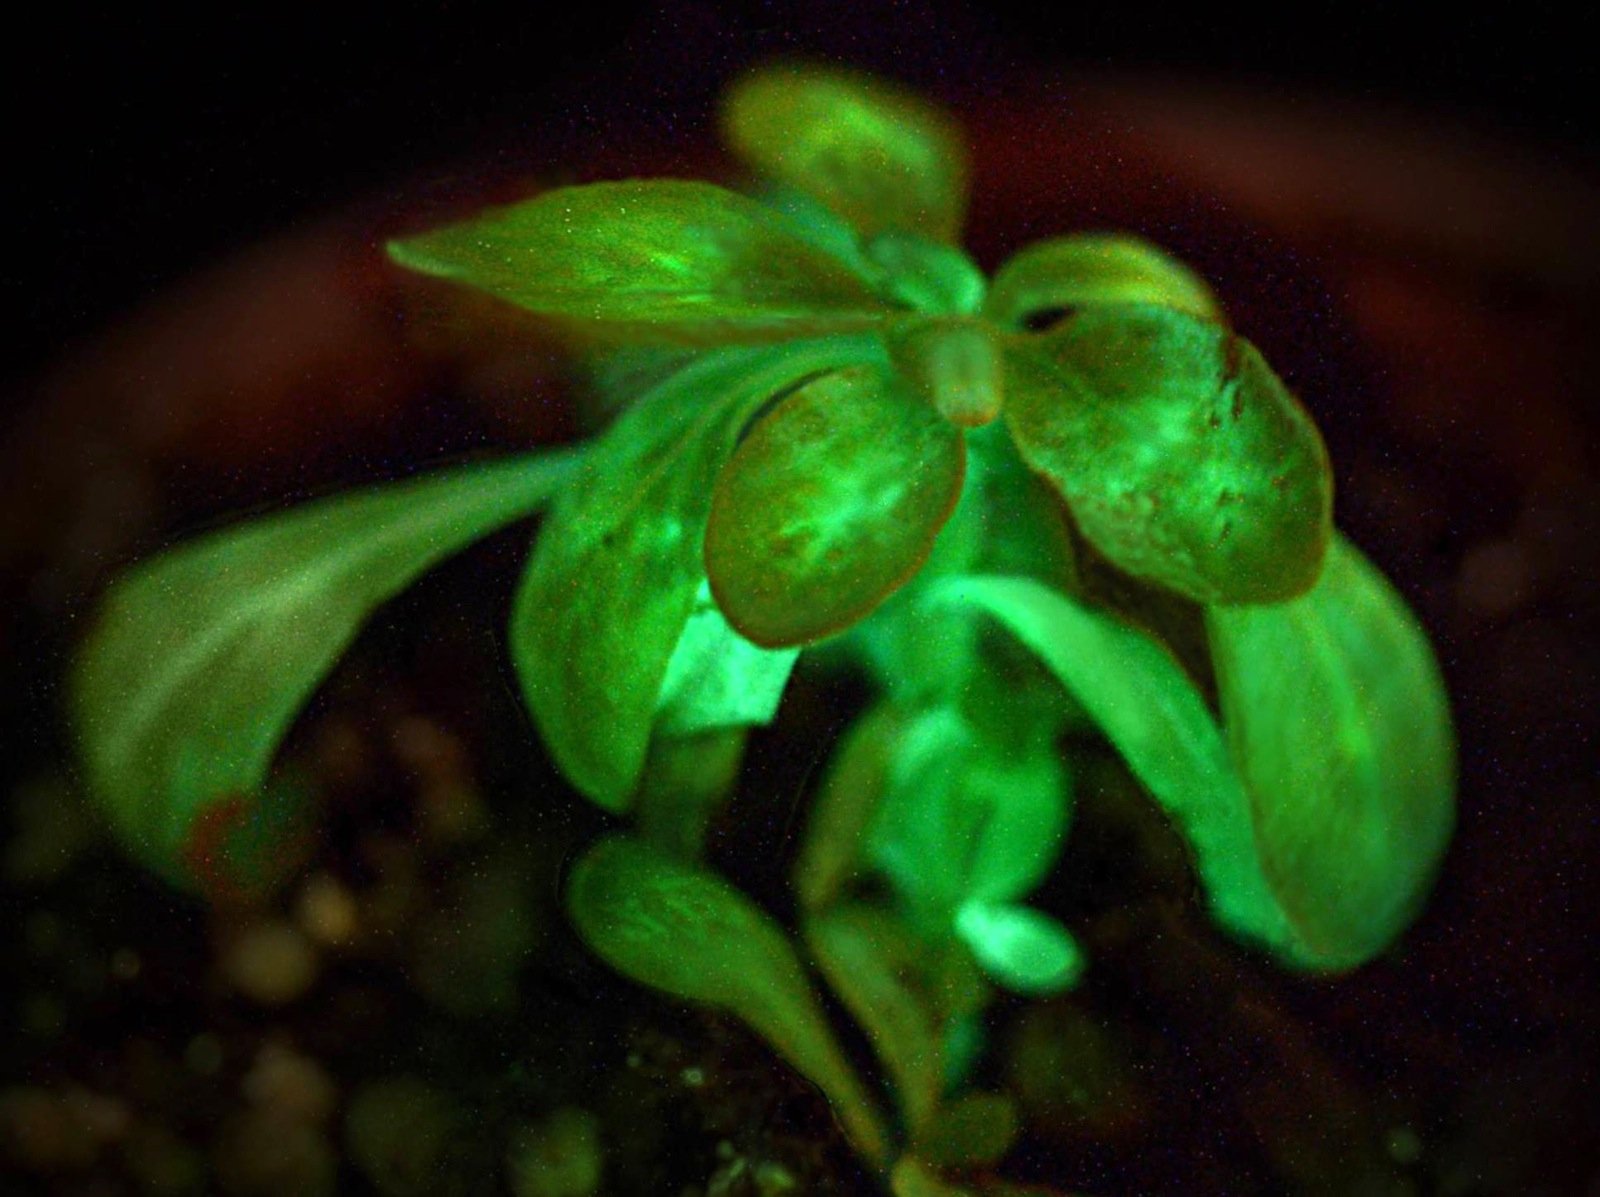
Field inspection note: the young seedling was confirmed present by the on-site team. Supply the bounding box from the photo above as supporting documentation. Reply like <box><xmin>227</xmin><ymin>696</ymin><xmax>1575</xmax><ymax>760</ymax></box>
<box><xmin>71</xmin><ymin>63</ymin><xmax>1455</xmax><ymax>1192</ymax></box>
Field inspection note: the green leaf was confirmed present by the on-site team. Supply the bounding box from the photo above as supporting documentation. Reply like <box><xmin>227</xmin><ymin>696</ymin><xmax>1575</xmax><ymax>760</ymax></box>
<box><xmin>513</xmin><ymin>340</ymin><xmax>874</xmax><ymax>808</ymax></box>
<box><xmin>936</xmin><ymin>548</ymin><xmax>1456</xmax><ymax>970</ymax></box>
<box><xmin>1004</xmin><ymin>305</ymin><xmax>1332</xmax><ymax>604</ymax></box>
<box><xmin>72</xmin><ymin>451</ymin><xmax>582</xmax><ymax>888</ymax></box>
<box><xmin>654</xmin><ymin>582</ymin><xmax>798</xmax><ymax>737</ymax></box>
<box><xmin>954</xmin><ymin>902</ymin><xmax>1084</xmax><ymax>996</ymax></box>
<box><xmin>705</xmin><ymin>365</ymin><xmax>966</xmax><ymax>648</ymax></box>
<box><xmin>985</xmin><ymin>234</ymin><xmax>1221</xmax><ymax>328</ymax></box>
<box><xmin>567</xmin><ymin>835</ymin><xmax>888</xmax><ymax>1165</ymax></box>
<box><xmin>1206</xmin><ymin>536</ymin><xmax>1456</xmax><ymax>965</ymax></box>
<box><xmin>871</xmin><ymin>708</ymin><xmax>1069</xmax><ymax>921</ymax></box>
<box><xmin>721</xmin><ymin>64</ymin><xmax>969</xmax><ymax>242</ymax></box>
<box><xmin>915</xmin><ymin>1091</ymin><xmax>1021</xmax><ymax>1168</ymax></box>
<box><xmin>388</xmin><ymin>180</ymin><xmax>888</xmax><ymax>343</ymax></box>
<box><xmin>794</xmin><ymin>703</ymin><xmax>906</xmax><ymax>912</ymax></box>
<box><xmin>804</xmin><ymin>902</ymin><xmax>945</xmax><ymax>1136</ymax></box>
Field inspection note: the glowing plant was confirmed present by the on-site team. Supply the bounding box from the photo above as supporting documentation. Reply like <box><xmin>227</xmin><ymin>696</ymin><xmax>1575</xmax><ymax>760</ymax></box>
<box><xmin>71</xmin><ymin>64</ymin><xmax>1455</xmax><ymax>1192</ymax></box>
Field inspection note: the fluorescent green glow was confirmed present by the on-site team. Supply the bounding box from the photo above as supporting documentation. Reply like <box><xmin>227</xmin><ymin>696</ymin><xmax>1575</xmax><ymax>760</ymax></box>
<box><xmin>865</xmin><ymin>232</ymin><xmax>987</xmax><ymax>316</ymax></box>
<box><xmin>985</xmin><ymin>232</ymin><xmax>1222</xmax><ymax>328</ymax></box>
<box><xmin>722</xmin><ymin>64</ymin><xmax>969</xmax><ymax>242</ymax></box>
<box><xmin>71</xmin><ymin>451</ymin><xmax>582</xmax><ymax>887</ymax></box>
<box><xmin>937</xmin><ymin>539</ymin><xmax>1455</xmax><ymax>970</ymax></box>
<box><xmin>1004</xmin><ymin>305</ymin><xmax>1333</xmax><ymax>604</ymax></box>
<box><xmin>805</xmin><ymin>902</ymin><xmax>945</xmax><ymax>1137</ymax></box>
<box><xmin>705</xmin><ymin>364</ymin><xmax>966</xmax><ymax>648</ymax></box>
<box><xmin>567</xmin><ymin>835</ymin><xmax>889</xmax><ymax>1165</ymax></box>
<box><xmin>654</xmin><ymin>581</ymin><xmax>797</xmax><ymax>737</ymax></box>
<box><xmin>388</xmin><ymin>180</ymin><xmax>888</xmax><ymax>342</ymax></box>
<box><xmin>1206</xmin><ymin>537</ymin><xmax>1456</xmax><ymax>964</ymax></box>
<box><xmin>513</xmin><ymin>339</ymin><xmax>877</xmax><ymax>808</ymax></box>
<box><xmin>954</xmin><ymin>902</ymin><xmax>1084</xmax><ymax>995</ymax></box>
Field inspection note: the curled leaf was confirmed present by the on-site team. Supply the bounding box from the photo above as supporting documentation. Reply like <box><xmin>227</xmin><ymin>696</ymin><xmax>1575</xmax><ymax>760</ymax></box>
<box><xmin>567</xmin><ymin>835</ymin><xmax>888</xmax><ymax>1164</ymax></box>
<box><xmin>1004</xmin><ymin>305</ymin><xmax>1332</xmax><ymax>604</ymax></box>
<box><xmin>72</xmin><ymin>451</ymin><xmax>581</xmax><ymax>889</ymax></box>
<box><xmin>514</xmin><ymin>340</ymin><xmax>873</xmax><ymax>808</ymax></box>
<box><xmin>985</xmin><ymin>233</ymin><xmax>1221</xmax><ymax>328</ymax></box>
<box><xmin>389</xmin><ymin>180</ymin><xmax>887</xmax><ymax>343</ymax></box>
<box><xmin>935</xmin><ymin>543</ymin><xmax>1456</xmax><ymax>970</ymax></box>
<box><xmin>722</xmin><ymin>63</ymin><xmax>969</xmax><ymax>242</ymax></box>
<box><xmin>705</xmin><ymin>365</ymin><xmax>966</xmax><ymax>648</ymax></box>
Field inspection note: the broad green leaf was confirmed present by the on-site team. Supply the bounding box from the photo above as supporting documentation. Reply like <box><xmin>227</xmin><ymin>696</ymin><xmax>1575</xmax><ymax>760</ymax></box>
<box><xmin>72</xmin><ymin>451</ymin><xmax>582</xmax><ymax>888</ymax></box>
<box><xmin>388</xmin><ymin>180</ymin><xmax>888</xmax><ymax>343</ymax></box>
<box><xmin>1004</xmin><ymin>305</ymin><xmax>1332</xmax><ymax>604</ymax></box>
<box><xmin>513</xmin><ymin>339</ymin><xmax>875</xmax><ymax>808</ymax></box>
<box><xmin>705</xmin><ymin>365</ymin><xmax>966</xmax><ymax>647</ymax></box>
<box><xmin>954</xmin><ymin>902</ymin><xmax>1084</xmax><ymax>996</ymax></box>
<box><xmin>937</xmin><ymin>555</ymin><xmax>1455</xmax><ymax>970</ymax></box>
<box><xmin>722</xmin><ymin>64</ymin><xmax>969</xmax><ymax>242</ymax></box>
<box><xmin>654</xmin><ymin>582</ymin><xmax>798</xmax><ymax>737</ymax></box>
<box><xmin>804</xmin><ymin>902</ymin><xmax>944</xmax><ymax>1136</ymax></box>
<box><xmin>1206</xmin><ymin>537</ymin><xmax>1455</xmax><ymax>965</ymax></box>
<box><xmin>985</xmin><ymin>234</ymin><xmax>1221</xmax><ymax>328</ymax></box>
<box><xmin>567</xmin><ymin>835</ymin><xmax>888</xmax><ymax>1164</ymax></box>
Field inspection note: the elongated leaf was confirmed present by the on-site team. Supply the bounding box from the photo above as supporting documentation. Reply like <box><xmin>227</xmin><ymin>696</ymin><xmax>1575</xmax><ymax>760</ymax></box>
<box><xmin>1004</xmin><ymin>305</ymin><xmax>1332</xmax><ymax>604</ymax></box>
<box><xmin>514</xmin><ymin>340</ymin><xmax>874</xmax><ymax>808</ymax></box>
<box><xmin>954</xmin><ymin>902</ymin><xmax>1083</xmax><ymax>995</ymax></box>
<box><xmin>705</xmin><ymin>365</ymin><xmax>966</xmax><ymax>648</ymax></box>
<box><xmin>805</xmin><ymin>902</ymin><xmax>944</xmax><ymax>1136</ymax></box>
<box><xmin>985</xmin><ymin>234</ymin><xmax>1221</xmax><ymax>328</ymax></box>
<box><xmin>936</xmin><ymin>552</ymin><xmax>1455</xmax><ymax>969</ymax></box>
<box><xmin>722</xmin><ymin>64</ymin><xmax>969</xmax><ymax>242</ymax></box>
<box><xmin>568</xmin><ymin>836</ymin><xmax>888</xmax><ymax>1164</ymax></box>
<box><xmin>389</xmin><ymin>180</ymin><xmax>888</xmax><ymax>343</ymax></box>
<box><xmin>73</xmin><ymin>451</ymin><xmax>582</xmax><ymax>887</ymax></box>
<box><xmin>795</xmin><ymin>703</ymin><xmax>907</xmax><ymax>911</ymax></box>
<box><xmin>1206</xmin><ymin>537</ymin><xmax>1455</xmax><ymax>965</ymax></box>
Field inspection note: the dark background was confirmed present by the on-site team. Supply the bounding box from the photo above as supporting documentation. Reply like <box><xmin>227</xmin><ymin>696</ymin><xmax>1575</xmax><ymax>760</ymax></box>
<box><xmin>7</xmin><ymin>2</ymin><xmax>1596</xmax><ymax>387</ymax></box>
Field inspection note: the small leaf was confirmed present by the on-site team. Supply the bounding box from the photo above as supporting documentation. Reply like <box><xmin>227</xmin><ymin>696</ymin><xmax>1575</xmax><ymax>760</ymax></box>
<box><xmin>72</xmin><ymin>451</ymin><xmax>582</xmax><ymax>887</ymax></box>
<box><xmin>795</xmin><ymin>703</ymin><xmax>907</xmax><ymax>912</ymax></box>
<box><xmin>954</xmin><ymin>902</ymin><xmax>1084</xmax><ymax>996</ymax></box>
<box><xmin>1206</xmin><ymin>536</ymin><xmax>1455</xmax><ymax>966</ymax></box>
<box><xmin>805</xmin><ymin>902</ymin><xmax>944</xmax><ymax>1136</ymax></box>
<box><xmin>654</xmin><ymin>582</ymin><xmax>798</xmax><ymax>737</ymax></box>
<box><xmin>513</xmin><ymin>339</ymin><xmax>876</xmax><ymax>808</ymax></box>
<box><xmin>722</xmin><ymin>64</ymin><xmax>969</xmax><ymax>242</ymax></box>
<box><xmin>916</xmin><ymin>1091</ymin><xmax>1021</xmax><ymax>1168</ymax></box>
<box><xmin>705</xmin><ymin>365</ymin><xmax>966</xmax><ymax>648</ymax></box>
<box><xmin>871</xmin><ymin>708</ymin><xmax>1069</xmax><ymax>920</ymax></box>
<box><xmin>389</xmin><ymin>180</ymin><xmax>887</xmax><ymax>343</ymax></box>
<box><xmin>567</xmin><ymin>835</ymin><xmax>888</xmax><ymax>1164</ymax></box>
<box><xmin>1004</xmin><ymin>305</ymin><xmax>1332</xmax><ymax>604</ymax></box>
<box><xmin>985</xmin><ymin>233</ymin><xmax>1221</xmax><ymax>328</ymax></box>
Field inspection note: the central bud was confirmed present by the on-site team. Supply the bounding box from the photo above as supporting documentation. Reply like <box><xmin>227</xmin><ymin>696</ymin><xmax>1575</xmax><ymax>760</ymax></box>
<box><xmin>886</xmin><ymin>315</ymin><xmax>1003</xmax><ymax>429</ymax></box>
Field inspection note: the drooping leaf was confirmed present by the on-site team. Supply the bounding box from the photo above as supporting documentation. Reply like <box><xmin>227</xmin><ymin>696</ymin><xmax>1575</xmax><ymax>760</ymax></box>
<box><xmin>1206</xmin><ymin>536</ymin><xmax>1455</xmax><ymax>965</ymax></box>
<box><xmin>388</xmin><ymin>180</ymin><xmax>888</xmax><ymax>343</ymax></box>
<box><xmin>705</xmin><ymin>365</ymin><xmax>966</xmax><ymax>648</ymax></box>
<box><xmin>654</xmin><ymin>582</ymin><xmax>798</xmax><ymax>738</ymax></box>
<box><xmin>512</xmin><ymin>339</ymin><xmax>877</xmax><ymax>808</ymax></box>
<box><xmin>1004</xmin><ymin>305</ymin><xmax>1332</xmax><ymax>604</ymax></box>
<box><xmin>567</xmin><ymin>835</ymin><xmax>888</xmax><ymax>1164</ymax></box>
<box><xmin>954</xmin><ymin>902</ymin><xmax>1084</xmax><ymax>996</ymax></box>
<box><xmin>805</xmin><ymin>902</ymin><xmax>944</xmax><ymax>1136</ymax></box>
<box><xmin>985</xmin><ymin>234</ymin><xmax>1221</xmax><ymax>328</ymax></box>
<box><xmin>936</xmin><ymin>551</ymin><xmax>1456</xmax><ymax>970</ymax></box>
<box><xmin>72</xmin><ymin>450</ymin><xmax>582</xmax><ymax>887</ymax></box>
<box><xmin>722</xmin><ymin>64</ymin><xmax>969</xmax><ymax>242</ymax></box>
